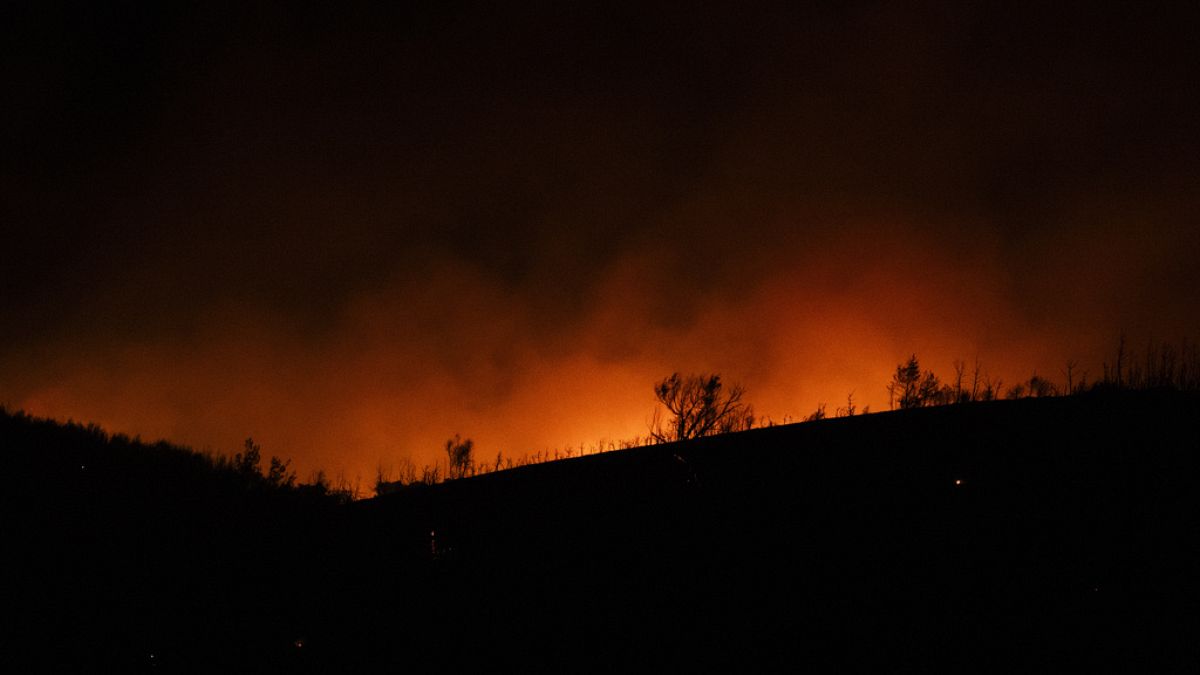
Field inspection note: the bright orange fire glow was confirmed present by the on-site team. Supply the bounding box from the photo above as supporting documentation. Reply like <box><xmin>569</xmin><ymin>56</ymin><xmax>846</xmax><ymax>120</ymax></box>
<box><xmin>5</xmin><ymin>215</ymin><xmax>1188</xmax><ymax>490</ymax></box>
<box><xmin>5</xmin><ymin>5</ymin><xmax>1199</xmax><ymax>495</ymax></box>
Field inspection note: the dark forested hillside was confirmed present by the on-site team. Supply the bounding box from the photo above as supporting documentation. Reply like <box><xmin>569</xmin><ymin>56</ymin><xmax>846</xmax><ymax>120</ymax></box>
<box><xmin>3</xmin><ymin>411</ymin><xmax>345</xmax><ymax>671</ymax></box>
<box><xmin>7</xmin><ymin>391</ymin><xmax>1199</xmax><ymax>671</ymax></box>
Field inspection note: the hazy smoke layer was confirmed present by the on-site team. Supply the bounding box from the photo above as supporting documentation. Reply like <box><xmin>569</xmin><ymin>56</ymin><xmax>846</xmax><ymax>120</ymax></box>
<box><xmin>3</xmin><ymin>2</ymin><xmax>1199</xmax><ymax>481</ymax></box>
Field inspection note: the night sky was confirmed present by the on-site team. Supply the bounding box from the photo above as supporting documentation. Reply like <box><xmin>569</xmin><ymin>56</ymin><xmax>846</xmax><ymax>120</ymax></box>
<box><xmin>4</xmin><ymin>1</ymin><xmax>1199</xmax><ymax>482</ymax></box>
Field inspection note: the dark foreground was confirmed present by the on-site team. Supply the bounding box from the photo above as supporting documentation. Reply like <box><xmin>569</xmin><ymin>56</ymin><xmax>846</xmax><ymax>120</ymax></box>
<box><xmin>8</xmin><ymin>391</ymin><xmax>1200</xmax><ymax>671</ymax></box>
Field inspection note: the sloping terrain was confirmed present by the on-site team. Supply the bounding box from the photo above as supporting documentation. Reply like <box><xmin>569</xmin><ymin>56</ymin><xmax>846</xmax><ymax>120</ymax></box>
<box><xmin>6</xmin><ymin>391</ymin><xmax>1199</xmax><ymax>671</ymax></box>
<box><xmin>346</xmin><ymin>391</ymin><xmax>1200</xmax><ymax>671</ymax></box>
<box><xmin>4</xmin><ymin>414</ymin><xmax>337</xmax><ymax>672</ymax></box>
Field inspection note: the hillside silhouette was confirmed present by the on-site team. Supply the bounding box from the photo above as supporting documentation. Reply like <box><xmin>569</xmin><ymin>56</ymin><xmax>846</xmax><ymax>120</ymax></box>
<box><xmin>6</xmin><ymin>389</ymin><xmax>1199</xmax><ymax>671</ymax></box>
<box><xmin>4</xmin><ymin>412</ymin><xmax>347</xmax><ymax>671</ymax></box>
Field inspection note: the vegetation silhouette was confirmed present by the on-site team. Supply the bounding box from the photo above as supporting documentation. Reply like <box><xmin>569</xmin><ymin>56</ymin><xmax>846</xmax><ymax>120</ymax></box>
<box><xmin>888</xmin><ymin>354</ymin><xmax>943</xmax><ymax>408</ymax></box>
<box><xmin>7</xmin><ymin>335</ymin><xmax>1200</xmax><ymax>670</ymax></box>
<box><xmin>375</xmin><ymin>337</ymin><xmax>1200</xmax><ymax>493</ymax></box>
<box><xmin>3</xmin><ymin>414</ymin><xmax>354</xmax><ymax>671</ymax></box>
<box><xmin>445</xmin><ymin>434</ymin><xmax>474</xmax><ymax>480</ymax></box>
<box><xmin>649</xmin><ymin>372</ymin><xmax>754</xmax><ymax>443</ymax></box>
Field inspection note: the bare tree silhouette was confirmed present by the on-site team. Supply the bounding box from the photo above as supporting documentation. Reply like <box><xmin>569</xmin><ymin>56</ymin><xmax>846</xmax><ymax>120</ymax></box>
<box><xmin>649</xmin><ymin>373</ymin><xmax>754</xmax><ymax>443</ymax></box>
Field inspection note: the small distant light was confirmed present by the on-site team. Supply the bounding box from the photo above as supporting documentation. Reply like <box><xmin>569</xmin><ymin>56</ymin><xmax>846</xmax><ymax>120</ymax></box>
<box><xmin>81</xmin><ymin>465</ymin><xmax>86</xmax><ymax>471</ymax></box>
<box><xmin>954</xmin><ymin>479</ymin><xmax>963</xmax><ymax>486</ymax></box>
<box><xmin>294</xmin><ymin>639</ymin><xmax>304</xmax><ymax>649</ymax></box>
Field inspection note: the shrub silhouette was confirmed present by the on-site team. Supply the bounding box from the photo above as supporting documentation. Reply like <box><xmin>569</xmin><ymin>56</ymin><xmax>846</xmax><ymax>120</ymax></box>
<box><xmin>225</xmin><ymin>437</ymin><xmax>299</xmax><ymax>489</ymax></box>
<box><xmin>267</xmin><ymin>455</ymin><xmax>297</xmax><ymax>488</ymax></box>
<box><xmin>649</xmin><ymin>373</ymin><xmax>754</xmax><ymax>443</ymax></box>
<box><xmin>805</xmin><ymin>402</ymin><xmax>827</xmax><ymax>422</ymax></box>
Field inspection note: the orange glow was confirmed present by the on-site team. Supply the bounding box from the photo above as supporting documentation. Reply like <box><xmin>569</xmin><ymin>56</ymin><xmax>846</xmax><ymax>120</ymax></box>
<box><xmin>3</xmin><ymin>218</ymin><xmax>1195</xmax><ymax>489</ymax></box>
<box><xmin>3</xmin><ymin>0</ymin><xmax>1200</xmax><ymax>504</ymax></box>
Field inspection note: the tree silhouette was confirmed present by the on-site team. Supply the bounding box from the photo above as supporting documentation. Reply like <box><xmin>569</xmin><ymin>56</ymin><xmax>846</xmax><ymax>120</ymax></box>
<box><xmin>445</xmin><ymin>434</ymin><xmax>474</xmax><ymax>480</ymax></box>
<box><xmin>266</xmin><ymin>456</ymin><xmax>296</xmax><ymax>488</ymax></box>
<box><xmin>888</xmin><ymin>355</ymin><xmax>942</xmax><ymax>409</ymax></box>
<box><xmin>233</xmin><ymin>437</ymin><xmax>262</xmax><ymax>476</ymax></box>
<box><xmin>649</xmin><ymin>373</ymin><xmax>754</xmax><ymax>443</ymax></box>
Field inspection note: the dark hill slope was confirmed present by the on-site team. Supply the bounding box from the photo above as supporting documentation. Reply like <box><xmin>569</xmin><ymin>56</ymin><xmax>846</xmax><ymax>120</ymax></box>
<box><xmin>3</xmin><ymin>411</ymin><xmax>340</xmax><ymax>672</ymax></box>
<box><xmin>345</xmin><ymin>391</ymin><xmax>1200</xmax><ymax>670</ymax></box>
<box><xmin>5</xmin><ymin>391</ymin><xmax>1199</xmax><ymax>671</ymax></box>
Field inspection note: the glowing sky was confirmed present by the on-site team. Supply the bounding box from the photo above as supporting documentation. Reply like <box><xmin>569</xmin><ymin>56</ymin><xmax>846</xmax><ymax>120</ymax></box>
<box><xmin>4</xmin><ymin>2</ymin><xmax>1199</xmax><ymax>485</ymax></box>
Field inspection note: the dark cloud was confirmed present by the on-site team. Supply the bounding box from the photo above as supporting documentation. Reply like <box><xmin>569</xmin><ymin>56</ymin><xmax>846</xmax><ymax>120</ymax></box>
<box><xmin>4</xmin><ymin>1</ymin><xmax>1199</xmax><ymax>479</ymax></box>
